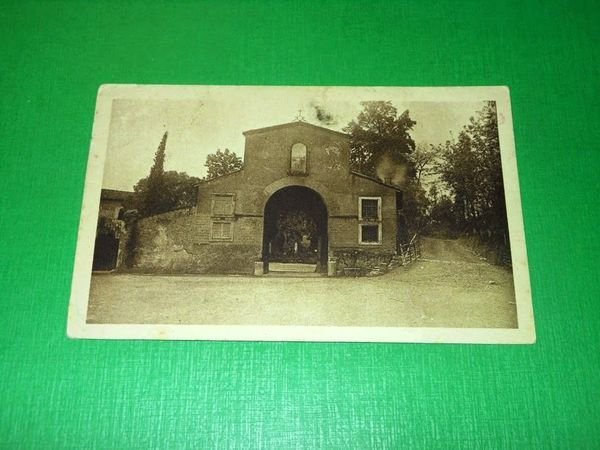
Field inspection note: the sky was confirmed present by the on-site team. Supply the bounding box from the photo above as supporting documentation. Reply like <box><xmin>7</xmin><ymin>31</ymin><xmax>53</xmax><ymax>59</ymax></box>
<box><xmin>102</xmin><ymin>87</ymin><xmax>485</xmax><ymax>191</ymax></box>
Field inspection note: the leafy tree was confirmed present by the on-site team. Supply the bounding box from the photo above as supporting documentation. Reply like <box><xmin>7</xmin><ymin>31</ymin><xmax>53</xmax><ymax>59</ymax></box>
<box><xmin>204</xmin><ymin>148</ymin><xmax>243</xmax><ymax>180</ymax></box>
<box><xmin>400</xmin><ymin>180</ymin><xmax>430</xmax><ymax>234</ymax></box>
<box><xmin>343</xmin><ymin>101</ymin><xmax>416</xmax><ymax>177</ymax></box>
<box><xmin>129</xmin><ymin>132</ymin><xmax>201</xmax><ymax>217</ymax></box>
<box><xmin>428</xmin><ymin>184</ymin><xmax>440</xmax><ymax>205</ymax></box>
<box><xmin>426</xmin><ymin>195</ymin><xmax>456</xmax><ymax>236</ymax></box>
<box><xmin>130</xmin><ymin>171</ymin><xmax>200</xmax><ymax>217</ymax></box>
<box><xmin>345</xmin><ymin>101</ymin><xmax>424</xmax><ymax>238</ymax></box>
<box><xmin>409</xmin><ymin>142</ymin><xmax>437</xmax><ymax>184</ymax></box>
<box><xmin>437</xmin><ymin>101</ymin><xmax>509</xmax><ymax>256</ymax></box>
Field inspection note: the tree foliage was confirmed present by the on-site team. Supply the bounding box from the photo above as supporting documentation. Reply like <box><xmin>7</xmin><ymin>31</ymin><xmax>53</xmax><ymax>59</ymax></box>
<box><xmin>409</xmin><ymin>142</ymin><xmax>438</xmax><ymax>184</ymax></box>
<box><xmin>435</xmin><ymin>101</ymin><xmax>508</xmax><ymax>250</ymax></box>
<box><xmin>345</xmin><ymin>101</ymin><xmax>425</xmax><ymax>239</ymax></box>
<box><xmin>425</xmin><ymin>185</ymin><xmax>456</xmax><ymax>237</ymax></box>
<box><xmin>142</xmin><ymin>131</ymin><xmax>168</xmax><ymax>216</ymax></box>
<box><xmin>204</xmin><ymin>148</ymin><xmax>243</xmax><ymax>180</ymax></box>
<box><xmin>130</xmin><ymin>171</ymin><xmax>200</xmax><ymax>217</ymax></box>
<box><xmin>129</xmin><ymin>132</ymin><xmax>200</xmax><ymax>217</ymax></box>
<box><xmin>343</xmin><ymin>101</ymin><xmax>416</xmax><ymax>177</ymax></box>
<box><xmin>402</xmin><ymin>180</ymin><xmax>430</xmax><ymax>233</ymax></box>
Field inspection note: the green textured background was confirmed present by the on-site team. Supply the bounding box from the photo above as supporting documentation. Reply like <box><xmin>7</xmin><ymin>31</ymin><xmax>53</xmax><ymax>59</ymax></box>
<box><xmin>1</xmin><ymin>0</ymin><xmax>598</xmax><ymax>447</ymax></box>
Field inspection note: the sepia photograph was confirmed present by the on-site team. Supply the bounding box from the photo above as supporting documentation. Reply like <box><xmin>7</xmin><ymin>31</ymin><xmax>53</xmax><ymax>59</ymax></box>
<box><xmin>68</xmin><ymin>85</ymin><xmax>535</xmax><ymax>343</ymax></box>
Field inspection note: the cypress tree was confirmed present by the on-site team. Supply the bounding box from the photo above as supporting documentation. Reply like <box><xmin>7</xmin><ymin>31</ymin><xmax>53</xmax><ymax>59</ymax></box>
<box><xmin>144</xmin><ymin>131</ymin><xmax>168</xmax><ymax>216</ymax></box>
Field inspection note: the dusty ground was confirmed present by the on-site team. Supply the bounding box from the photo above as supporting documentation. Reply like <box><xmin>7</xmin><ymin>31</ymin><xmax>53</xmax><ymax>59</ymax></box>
<box><xmin>87</xmin><ymin>237</ymin><xmax>517</xmax><ymax>328</ymax></box>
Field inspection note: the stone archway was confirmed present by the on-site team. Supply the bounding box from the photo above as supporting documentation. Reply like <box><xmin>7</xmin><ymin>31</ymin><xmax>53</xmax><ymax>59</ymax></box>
<box><xmin>262</xmin><ymin>186</ymin><xmax>328</xmax><ymax>273</ymax></box>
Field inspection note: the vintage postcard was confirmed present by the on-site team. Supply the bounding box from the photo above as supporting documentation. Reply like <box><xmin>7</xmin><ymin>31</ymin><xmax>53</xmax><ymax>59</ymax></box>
<box><xmin>67</xmin><ymin>85</ymin><xmax>535</xmax><ymax>343</ymax></box>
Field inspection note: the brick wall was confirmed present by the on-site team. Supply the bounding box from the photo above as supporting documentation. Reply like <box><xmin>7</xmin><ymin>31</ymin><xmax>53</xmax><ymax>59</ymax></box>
<box><xmin>197</xmin><ymin>122</ymin><xmax>353</xmax><ymax>217</ymax></box>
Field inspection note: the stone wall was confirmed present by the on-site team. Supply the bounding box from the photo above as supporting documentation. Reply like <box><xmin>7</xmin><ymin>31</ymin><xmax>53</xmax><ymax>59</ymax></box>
<box><xmin>119</xmin><ymin>208</ymin><xmax>262</xmax><ymax>274</ymax></box>
<box><xmin>331</xmin><ymin>248</ymin><xmax>399</xmax><ymax>277</ymax></box>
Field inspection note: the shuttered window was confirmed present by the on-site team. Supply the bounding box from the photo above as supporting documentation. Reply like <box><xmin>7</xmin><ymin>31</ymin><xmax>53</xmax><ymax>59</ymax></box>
<box><xmin>212</xmin><ymin>194</ymin><xmax>235</xmax><ymax>217</ymax></box>
<box><xmin>210</xmin><ymin>194</ymin><xmax>234</xmax><ymax>241</ymax></box>
<box><xmin>211</xmin><ymin>221</ymin><xmax>232</xmax><ymax>241</ymax></box>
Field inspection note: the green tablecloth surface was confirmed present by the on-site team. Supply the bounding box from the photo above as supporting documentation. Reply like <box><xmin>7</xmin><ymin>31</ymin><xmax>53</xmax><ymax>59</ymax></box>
<box><xmin>1</xmin><ymin>1</ymin><xmax>598</xmax><ymax>447</ymax></box>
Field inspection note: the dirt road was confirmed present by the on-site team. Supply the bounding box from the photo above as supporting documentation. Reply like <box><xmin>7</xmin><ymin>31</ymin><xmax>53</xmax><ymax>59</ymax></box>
<box><xmin>420</xmin><ymin>237</ymin><xmax>483</xmax><ymax>263</ymax></box>
<box><xmin>87</xmin><ymin>237</ymin><xmax>517</xmax><ymax>328</ymax></box>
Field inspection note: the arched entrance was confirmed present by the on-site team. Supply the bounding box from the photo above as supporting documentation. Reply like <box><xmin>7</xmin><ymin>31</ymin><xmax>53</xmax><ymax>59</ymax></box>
<box><xmin>262</xmin><ymin>186</ymin><xmax>328</xmax><ymax>273</ymax></box>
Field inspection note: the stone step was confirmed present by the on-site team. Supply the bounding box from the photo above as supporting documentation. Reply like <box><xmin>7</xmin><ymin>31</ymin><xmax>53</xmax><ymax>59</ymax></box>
<box><xmin>263</xmin><ymin>271</ymin><xmax>326</xmax><ymax>278</ymax></box>
<box><xmin>268</xmin><ymin>262</ymin><xmax>318</xmax><ymax>273</ymax></box>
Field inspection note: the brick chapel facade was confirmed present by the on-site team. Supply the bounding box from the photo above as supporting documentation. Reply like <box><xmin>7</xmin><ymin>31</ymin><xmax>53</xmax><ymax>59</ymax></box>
<box><xmin>127</xmin><ymin>120</ymin><xmax>406</xmax><ymax>276</ymax></box>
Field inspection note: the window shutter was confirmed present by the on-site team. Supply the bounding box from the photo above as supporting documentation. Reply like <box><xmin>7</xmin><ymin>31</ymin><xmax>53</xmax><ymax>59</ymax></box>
<box><xmin>212</xmin><ymin>194</ymin><xmax>234</xmax><ymax>216</ymax></box>
<box><xmin>211</xmin><ymin>221</ymin><xmax>232</xmax><ymax>240</ymax></box>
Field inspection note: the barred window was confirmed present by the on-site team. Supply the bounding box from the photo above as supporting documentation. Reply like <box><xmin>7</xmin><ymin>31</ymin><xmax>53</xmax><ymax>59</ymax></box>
<box><xmin>358</xmin><ymin>197</ymin><xmax>382</xmax><ymax>244</ymax></box>
<box><xmin>361</xmin><ymin>199</ymin><xmax>379</xmax><ymax>220</ymax></box>
<box><xmin>360</xmin><ymin>224</ymin><xmax>380</xmax><ymax>243</ymax></box>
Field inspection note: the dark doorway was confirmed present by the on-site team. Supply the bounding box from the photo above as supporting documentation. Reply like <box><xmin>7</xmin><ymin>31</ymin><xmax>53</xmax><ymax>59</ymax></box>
<box><xmin>263</xmin><ymin>186</ymin><xmax>328</xmax><ymax>272</ymax></box>
<box><xmin>92</xmin><ymin>234</ymin><xmax>120</xmax><ymax>271</ymax></box>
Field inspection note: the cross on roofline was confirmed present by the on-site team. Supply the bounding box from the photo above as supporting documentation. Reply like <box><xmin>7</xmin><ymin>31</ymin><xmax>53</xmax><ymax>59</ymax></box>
<box><xmin>294</xmin><ymin>109</ymin><xmax>305</xmax><ymax>122</ymax></box>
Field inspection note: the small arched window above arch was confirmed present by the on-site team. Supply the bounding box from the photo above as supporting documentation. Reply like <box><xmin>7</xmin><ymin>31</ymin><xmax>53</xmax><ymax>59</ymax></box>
<box><xmin>290</xmin><ymin>143</ymin><xmax>308</xmax><ymax>175</ymax></box>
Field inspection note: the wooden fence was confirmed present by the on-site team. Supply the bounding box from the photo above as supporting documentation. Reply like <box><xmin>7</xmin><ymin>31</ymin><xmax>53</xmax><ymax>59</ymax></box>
<box><xmin>397</xmin><ymin>234</ymin><xmax>421</xmax><ymax>266</ymax></box>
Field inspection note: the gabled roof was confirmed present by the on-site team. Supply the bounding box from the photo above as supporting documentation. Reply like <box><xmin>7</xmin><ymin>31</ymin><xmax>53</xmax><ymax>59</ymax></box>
<box><xmin>350</xmin><ymin>171</ymin><xmax>403</xmax><ymax>191</ymax></box>
<box><xmin>242</xmin><ymin>120</ymin><xmax>348</xmax><ymax>138</ymax></box>
<box><xmin>101</xmin><ymin>188</ymin><xmax>133</xmax><ymax>201</ymax></box>
<box><xmin>196</xmin><ymin>168</ymin><xmax>244</xmax><ymax>186</ymax></box>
